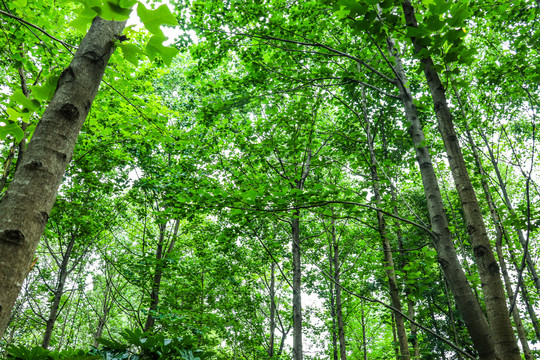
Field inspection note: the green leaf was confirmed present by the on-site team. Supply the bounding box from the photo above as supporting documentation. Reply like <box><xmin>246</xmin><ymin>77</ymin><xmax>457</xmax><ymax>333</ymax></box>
<box><xmin>146</xmin><ymin>35</ymin><xmax>179</xmax><ymax>66</ymax></box>
<box><xmin>30</xmin><ymin>74</ymin><xmax>59</xmax><ymax>102</ymax></box>
<box><xmin>406</xmin><ymin>26</ymin><xmax>426</xmax><ymax>38</ymax></box>
<box><xmin>92</xmin><ymin>0</ymin><xmax>133</xmax><ymax>21</ymax></box>
<box><xmin>137</xmin><ymin>3</ymin><xmax>178</xmax><ymax>36</ymax></box>
<box><xmin>425</xmin><ymin>14</ymin><xmax>445</xmax><ymax>31</ymax></box>
<box><xmin>6</xmin><ymin>108</ymin><xmax>30</xmax><ymax>123</ymax></box>
<box><xmin>0</xmin><ymin>122</ymin><xmax>25</xmax><ymax>141</ymax></box>
<box><xmin>12</xmin><ymin>0</ymin><xmax>27</xmax><ymax>8</ymax></box>
<box><xmin>11</xmin><ymin>90</ymin><xmax>39</xmax><ymax>112</ymax></box>
<box><xmin>118</xmin><ymin>43</ymin><xmax>144</xmax><ymax>65</ymax></box>
<box><xmin>448</xmin><ymin>5</ymin><xmax>471</xmax><ymax>27</ymax></box>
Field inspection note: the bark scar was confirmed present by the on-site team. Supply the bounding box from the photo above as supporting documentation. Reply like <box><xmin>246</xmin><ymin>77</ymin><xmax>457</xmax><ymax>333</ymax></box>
<box><xmin>0</xmin><ymin>229</ymin><xmax>25</xmax><ymax>244</ymax></box>
<box><xmin>59</xmin><ymin>103</ymin><xmax>79</xmax><ymax>121</ymax></box>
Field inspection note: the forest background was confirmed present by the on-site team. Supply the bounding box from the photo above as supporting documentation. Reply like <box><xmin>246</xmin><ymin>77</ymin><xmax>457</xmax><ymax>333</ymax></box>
<box><xmin>0</xmin><ymin>0</ymin><xmax>539</xmax><ymax>359</ymax></box>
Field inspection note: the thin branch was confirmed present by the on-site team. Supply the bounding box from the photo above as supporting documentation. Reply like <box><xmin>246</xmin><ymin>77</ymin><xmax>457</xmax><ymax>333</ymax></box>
<box><xmin>0</xmin><ymin>9</ymin><xmax>77</xmax><ymax>50</ymax></box>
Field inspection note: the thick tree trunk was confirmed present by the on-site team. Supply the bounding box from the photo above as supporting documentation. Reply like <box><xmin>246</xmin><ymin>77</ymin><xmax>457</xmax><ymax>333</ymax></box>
<box><xmin>400</xmin><ymin>1</ymin><xmax>520</xmax><ymax>358</ymax></box>
<box><xmin>0</xmin><ymin>17</ymin><xmax>126</xmax><ymax>337</ymax></box>
<box><xmin>291</xmin><ymin>214</ymin><xmax>303</xmax><ymax>360</ymax></box>
<box><xmin>41</xmin><ymin>234</ymin><xmax>76</xmax><ymax>349</ymax></box>
<box><xmin>386</xmin><ymin>37</ymin><xmax>496</xmax><ymax>359</ymax></box>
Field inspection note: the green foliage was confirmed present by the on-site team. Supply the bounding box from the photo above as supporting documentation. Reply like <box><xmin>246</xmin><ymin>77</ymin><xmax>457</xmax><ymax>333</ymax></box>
<box><xmin>5</xmin><ymin>345</ymin><xmax>99</xmax><ymax>360</ymax></box>
<box><xmin>93</xmin><ymin>329</ymin><xmax>215</xmax><ymax>359</ymax></box>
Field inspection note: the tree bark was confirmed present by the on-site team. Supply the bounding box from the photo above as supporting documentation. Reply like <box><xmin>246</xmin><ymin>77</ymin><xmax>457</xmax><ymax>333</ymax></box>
<box><xmin>400</xmin><ymin>1</ymin><xmax>520</xmax><ymax>358</ymax></box>
<box><xmin>361</xmin><ymin>89</ymin><xmax>409</xmax><ymax>359</ymax></box>
<box><xmin>291</xmin><ymin>214</ymin><xmax>303</xmax><ymax>360</ymax></box>
<box><xmin>386</xmin><ymin>37</ymin><xmax>496</xmax><ymax>359</ymax></box>
<box><xmin>477</xmin><ymin>126</ymin><xmax>540</xmax><ymax>295</ymax></box>
<box><xmin>331</xmin><ymin>223</ymin><xmax>347</xmax><ymax>360</ymax></box>
<box><xmin>328</xmin><ymin>236</ymin><xmax>338</xmax><ymax>360</ymax></box>
<box><xmin>507</xmin><ymin>244</ymin><xmax>540</xmax><ymax>343</ymax></box>
<box><xmin>0</xmin><ymin>16</ymin><xmax>126</xmax><ymax>337</ymax></box>
<box><xmin>456</xmin><ymin>88</ymin><xmax>533</xmax><ymax>360</ymax></box>
<box><xmin>268</xmin><ymin>262</ymin><xmax>276</xmax><ymax>357</ymax></box>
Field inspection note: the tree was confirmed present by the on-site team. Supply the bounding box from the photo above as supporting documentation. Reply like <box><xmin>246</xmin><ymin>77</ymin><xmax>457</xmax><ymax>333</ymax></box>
<box><xmin>0</xmin><ymin>15</ymin><xmax>126</xmax><ymax>337</ymax></box>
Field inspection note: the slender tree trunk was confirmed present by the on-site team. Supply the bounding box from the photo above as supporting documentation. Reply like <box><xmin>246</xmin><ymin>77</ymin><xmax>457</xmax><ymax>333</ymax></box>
<box><xmin>358</xmin><ymin>83</ymin><xmax>409</xmax><ymax>359</ymax></box>
<box><xmin>400</xmin><ymin>2</ymin><xmax>520</xmax><ymax>357</ymax></box>
<box><xmin>393</xmin><ymin>192</ymin><xmax>419</xmax><ymax>360</ymax></box>
<box><xmin>519</xmin><ymin>280</ymin><xmax>540</xmax><ymax>342</ymax></box>
<box><xmin>442</xmin><ymin>275</ymin><xmax>463</xmax><ymax>360</ymax></box>
<box><xmin>361</xmin><ymin>109</ymin><xmax>409</xmax><ymax>359</ymax></box>
<box><xmin>41</xmin><ymin>234</ymin><xmax>76</xmax><ymax>349</ymax></box>
<box><xmin>291</xmin><ymin>214</ymin><xmax>303</xmax><ymax>360</ymax></box>
<box><xmin>496</xmin><ymin>235</ymin><xmax>533</xmax><ymax>360</ymax></box>
<box><xmin>144</xmin><ymin>220</ymin><xmax>179</xmax><ymax>332</ymax></box>
<box><xmin>391</xmin><ymin>313</ymin><xmax>400</xmax><ymax>360</ymax></box>
<box><xmin>386</xmin><ymin>37</ymin><xmax>496</xmax><ymax>359</ymax></box>
<box><xmin>93</xmin><ymin>277</ymin><xmax>112</xmax><ymax>347</ymax></box>
<box><xmin>268</xmin><ymin>262</ymin><xmax>276</xmax><ymax>357</ymax></box>
<box><xmin>507</xmin><ymin>245</ymin><xmax>540</xmax><ymax>342</ymax></box>
<box><xmin>361</xmin><ymin>300</ymin><xmax>367</xmax><ymax>360</ymax></box>
<box><xmin>331</xmin><ymin>223</ymin><xmax>347</xmax><ymax>360</ymax></box>
<box><xmin>328</xmin><ymin>238</ymin><xmax>338</xmax><ymax>360</ymax></box>
<box><xmin>144</xmin><ymin>224</ymin><xmax>165</xmax><ymax>332</ymax></box>
<box><xmin>0</xmin><ymin>16</ymin><xmax>126</xmax><ymax>337</ymax></box>
<box><xmin>477</xmin><ymin>126</ymin><xmax>540</xmax><ymax>295</ymax></box>
<box><xmin>290</xmin><ymin>148</ymin><xmax>311</xmax><ymax>360</ymax></box>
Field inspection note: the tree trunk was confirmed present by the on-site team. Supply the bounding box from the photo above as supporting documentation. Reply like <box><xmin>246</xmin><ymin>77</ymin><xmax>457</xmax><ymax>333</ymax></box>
<box><xmin>42</xmin><ymin>234</ymin><xmax>76</xmax><ymax>349</ymax></box>
<box><xmin>361</xmin><ymin>92</ymin><xmax>409</xmax><ymax>359</ymax></box>
<box><xmin>393</xmin><ymin>192</ymin><xmax>419</xmax><ymax>360</ymax></box>
<box><xmin>361</xmin><ymin>300</ymin><xmax>367</xmax><ymax>360</ymax></box>
<box><xmin>93</xmin><ymin>277</ymin><xmax>112</xmax><ymax>347</ymax></box>
<box><xmin>331</xmin><ymin>223</ymin><xmax>347</xmax><ymax>360</ymax></box>
<box><xmin>507</xmin><ymin>244</ymin><xmax>540</xmax><ymax>343</ymax></box>
<box><xmin>328</xmin><ymin>237</ymin><xmax>338</xmax><ymax>360</ymax></box>
<box><xmin>0</xmin><ymin>16</ymin><xmax>126</xmax><ymax>337</ymax></box>
<box><xmin>477</xmin><ymin>126</ymin><xmax>540</xmax><ymax>295</ymax></box>
<box><xmin>291</xmin><ymin>214</ymin><xmax>303</xmax><ymax>360</ymax></box>
<box><xmin>144</xmin><ymin>220</ymin><xmax>179</xmax><ymax>332</ymax></box>
<box><xmin>400</xmin><ymin>1</ymin><xmax>520</xmax><ymax>357</ymax></box>
<box><xmin>386</xmin><ymin>37</ymin><xmax>496</xmax><ymax>359</ymax></box>
<box><xmin>144</xmin><ymin>224</ymin><xmax>165</xmax><ymax>332</ymax></box>
<box><xmin>268</xmin><ymin>262</ymin><xmax>276</xmax><ymax>357</ymax></box>
<box><xmin>456</xmin><ymin>88</ymin><xmax>533</xmax><ymax>360</ymax></box>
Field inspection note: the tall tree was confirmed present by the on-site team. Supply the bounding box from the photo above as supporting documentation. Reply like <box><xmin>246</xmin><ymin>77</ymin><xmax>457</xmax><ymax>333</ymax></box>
<box><xmin>0</xmin><ymin>16</ymin><xmax>127</xmax><ymax>337</ymax></box>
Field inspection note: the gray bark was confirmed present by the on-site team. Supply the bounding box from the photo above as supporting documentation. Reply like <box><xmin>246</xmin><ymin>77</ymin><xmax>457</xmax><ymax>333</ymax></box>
<box><xmin>361</xmin><ymin>92</ymin><xmax>409</xmax><ymax>359</ymax></box>
<box><xmin>268</xmin><ymin>262</ymin><xmax>276</xmax><ymax>357</ymax></box>
<box><xmin>387</xmin><ymin>37</ymin><xmax>496</xmax><ymax>359</ymax></box>
<box><xmin>0</xmin><ymin>17</ymin><xmax>126</xmax><ymax>337</ymax></box>
<box><xmin>291</xmin><ymin>214</ymin><xmax>303</xmax><ymax>360</ymax></box>
<box><xmin>456</xmin><ymin>88</ymin><xmax>533</xmax><ymax>360</ymax></box>
<box><xmin>400</xmin><ymin>1</ymin><xmax>519</xmax><ymax>357</ymax></box>
<box><xmin>331</xmin><ymin>224</ymin><xmax>347</xmax><ymax>360</ymax></box>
